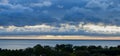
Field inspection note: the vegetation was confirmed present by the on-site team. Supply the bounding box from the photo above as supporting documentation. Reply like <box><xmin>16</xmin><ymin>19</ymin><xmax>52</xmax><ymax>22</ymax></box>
<box><xmin>0</xmin><ymin>44</ymin><xmax>120</xmax><ymax>56</ymax></box>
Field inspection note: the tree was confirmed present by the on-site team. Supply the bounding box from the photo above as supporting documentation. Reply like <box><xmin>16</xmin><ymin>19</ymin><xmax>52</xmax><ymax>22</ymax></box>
<box><xmin>33</xmin><ymin>44</ymin><xmax>44</xmax><ymax>56</ymax></box>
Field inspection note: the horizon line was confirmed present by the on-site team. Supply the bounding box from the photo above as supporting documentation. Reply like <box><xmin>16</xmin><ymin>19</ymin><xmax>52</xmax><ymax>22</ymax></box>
<box><xmin>0</xmin><ymin>35</ymin><xmax>120</xmax><ymax>40</ymax></box>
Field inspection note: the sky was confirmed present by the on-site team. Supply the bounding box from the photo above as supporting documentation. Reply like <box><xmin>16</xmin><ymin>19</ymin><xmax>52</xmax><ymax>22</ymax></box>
<box><xmin>0</xmin><ymin>0</ymin><xmax>120</xmax><ymax>38</ymax></box>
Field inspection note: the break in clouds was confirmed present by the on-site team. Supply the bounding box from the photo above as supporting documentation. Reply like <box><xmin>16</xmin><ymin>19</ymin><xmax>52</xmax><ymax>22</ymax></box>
<box><xmin>0</xmin><ymin>0</ymin><xmax>120</xmax><ymax>36</ymax></box>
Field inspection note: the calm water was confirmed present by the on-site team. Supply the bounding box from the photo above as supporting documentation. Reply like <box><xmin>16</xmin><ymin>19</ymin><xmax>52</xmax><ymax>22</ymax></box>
<box><xmin>0</xmin><ymin>39</ymin><xmax>120</xmax><ymax>49</ymax></box>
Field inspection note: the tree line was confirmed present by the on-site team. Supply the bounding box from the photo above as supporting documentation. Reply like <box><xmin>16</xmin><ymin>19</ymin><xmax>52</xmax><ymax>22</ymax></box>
<box><xmin>0</xmin><ymin>44</ymin><xmax>120</xmax><ymax>56</ymax></box>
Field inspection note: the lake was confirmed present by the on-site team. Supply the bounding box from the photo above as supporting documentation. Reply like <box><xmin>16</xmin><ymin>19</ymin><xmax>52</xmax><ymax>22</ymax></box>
<box><xmin>0</xmin><ymin>39</ymin><xmax>120</xmax><ymax>49</ymax></box>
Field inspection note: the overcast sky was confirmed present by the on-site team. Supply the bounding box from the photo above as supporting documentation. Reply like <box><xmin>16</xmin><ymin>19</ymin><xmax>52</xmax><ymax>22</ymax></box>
<box><xmin>0</xmin><ymin>0</ymin><xmax>120</xmax><ymax>37</ymax></box>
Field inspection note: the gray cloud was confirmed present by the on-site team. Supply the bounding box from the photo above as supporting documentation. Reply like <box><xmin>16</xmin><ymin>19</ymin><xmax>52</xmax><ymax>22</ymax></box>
<box><xmin>0</xmin><ymin>0</ymin><xmax>120</xmax><ymax>26</ymax></box>
<box><xmin>0</xmin><ymin>0</ymin><xmax>57</xmax><ymax>26</ymax></box>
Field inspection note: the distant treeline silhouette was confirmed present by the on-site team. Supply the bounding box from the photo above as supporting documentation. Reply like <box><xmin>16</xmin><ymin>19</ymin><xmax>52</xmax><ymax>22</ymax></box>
<box><xmin>0</xmin><ymin>44</ymin><xmax>120</xmax><ymax>56</ymax></box>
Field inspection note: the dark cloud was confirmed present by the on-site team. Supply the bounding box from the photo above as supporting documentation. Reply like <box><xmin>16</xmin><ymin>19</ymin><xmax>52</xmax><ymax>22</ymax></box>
<box><xmin>62</xmin><ymin>7</ymin><xmax>102</xmax><ymax>24</ymax></box>
<box><xmin>0</xmin><ymin>0</ymin><xmax>120</xmax><ymax>26</ymax></box>
<box><xmin>0</xmin><ymin>11</ymin><xmax>57</xmax><ymax>26</ymax></box>
<box><xmin>0</xmin><ymin>0</ymin><xmax>57</xmax><ymax>26</ymax></box>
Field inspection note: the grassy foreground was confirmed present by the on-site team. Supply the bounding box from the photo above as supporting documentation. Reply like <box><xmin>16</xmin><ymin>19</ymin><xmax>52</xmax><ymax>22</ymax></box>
<box><xmin>0</xmin><ymin>44</ymin><xmax>120</xmax><ymax>56</ymax></box>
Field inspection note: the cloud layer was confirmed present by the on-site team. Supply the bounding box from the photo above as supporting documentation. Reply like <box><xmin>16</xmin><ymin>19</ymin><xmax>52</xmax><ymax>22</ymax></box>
<box><xmin>0</xmin><ymin>0</ymin><xmax>120</xmax><ymax>36</ymax></box>
<box><xmin>0</xmin><ymin>23</ymin><xmax>120</xmax><ymax>36</ymax></box>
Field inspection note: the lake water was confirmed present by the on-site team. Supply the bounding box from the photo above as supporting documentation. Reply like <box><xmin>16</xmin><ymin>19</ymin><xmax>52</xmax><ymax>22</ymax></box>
<box><xmin>0</xmin><ymin>39</ymin><xmax>120</xmax><ymax>49</ymax></box>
